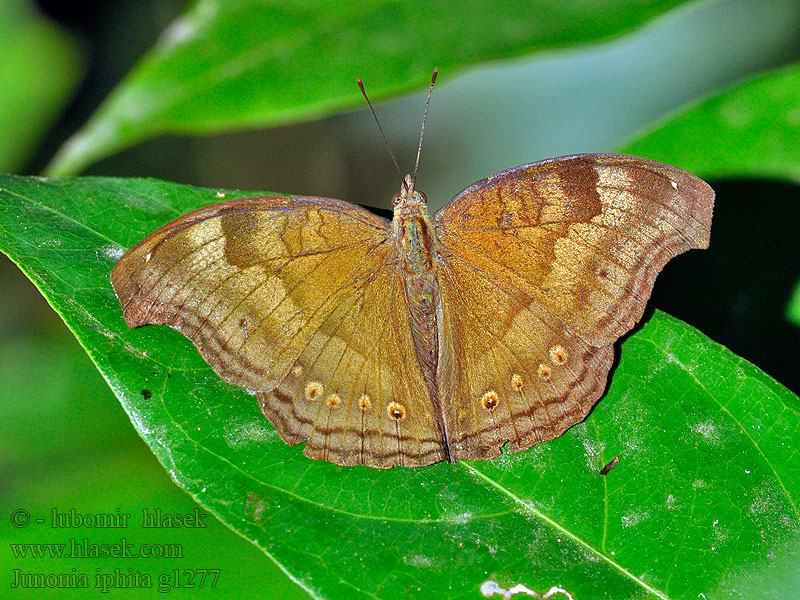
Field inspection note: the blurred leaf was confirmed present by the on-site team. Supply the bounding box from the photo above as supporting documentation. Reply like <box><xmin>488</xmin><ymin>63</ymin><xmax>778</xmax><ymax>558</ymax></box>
<box><xmin>788</xmin><ymin>280</ymin><xmax>800</xmax><ymax>328</ymax></box>
<box><xmin>0</xmin><ymin>0</ymin><xmax>84</xmax><ymax>172</ymax></box>
<box><xmin>619</xmin><ymin>61</ymin><xmax>800</xmax><ymax>181</ymax></box>
<box><xmin>1</xmin><ymin>174</ymin><xmax>799</xmax><ymax>598</ymax></box>
<box><xmin>0</xmin><ymin>330</ymin><xmax>131</xmax><ymax>464</ymax></box>
<box><xmin>1</xmin><ymin>436</ymin><xmax>308</xmax><ymax>599</ymax></box>
<box><xmin>46</xmin><ymin>0</ymin><xmax>702</xmax><ymax>176</ymax></box>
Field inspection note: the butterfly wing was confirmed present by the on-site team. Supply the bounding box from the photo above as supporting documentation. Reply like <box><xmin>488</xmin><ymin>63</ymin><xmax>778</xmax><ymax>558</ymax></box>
<box><xmin>433</xmin><ymin>154</ymin><xmax>714</xmax><ymax>460</ymax></box>
<box><xmin>112</xmin><ymin>196</ymin><xmax>446</xmax><ymax>468</ymax></box>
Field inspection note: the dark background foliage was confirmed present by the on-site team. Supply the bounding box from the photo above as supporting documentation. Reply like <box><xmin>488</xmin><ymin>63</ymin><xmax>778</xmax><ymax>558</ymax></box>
<box><xmin>2</xmin><ymin>1</ymin><xmax>800</xmax><ymax>598</ymax></box>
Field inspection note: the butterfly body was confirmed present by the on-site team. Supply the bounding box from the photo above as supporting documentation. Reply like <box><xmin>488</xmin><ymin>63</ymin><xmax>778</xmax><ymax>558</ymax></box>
<box><xmin>392</xmin><ymin>174</ymin><xmax>451</xmax><ymax>454</ymax></box>
<box><xmin>112</xmin><ymin>153</ymin><xmax>714</xmax><ymax>468</ymax></box>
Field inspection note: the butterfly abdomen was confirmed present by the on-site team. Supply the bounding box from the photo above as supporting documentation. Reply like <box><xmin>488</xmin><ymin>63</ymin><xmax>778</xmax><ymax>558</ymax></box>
<box><xmin>395</xmin><ymin>209</ymin><xmax>440</xmax><ymax>372</ymax></box>
<box><xmin>393</xmin><ymin>198</ymin><xmax>455</xmax><ymax>457</ymax></box>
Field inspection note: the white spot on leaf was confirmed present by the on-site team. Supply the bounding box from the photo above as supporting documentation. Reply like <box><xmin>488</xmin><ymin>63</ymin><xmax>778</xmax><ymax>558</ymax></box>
<box><xmin>481</xmin><ymin>580</ymin><xmax>574</xmax><ymax>599</ymax></box>
<box><xmin>224</xmin><ymin>418</ymin><xmax>275</xmax><ymax>448</ymax></box>
<box><xmin>621</xmin><ymin>510</ymin><xmax>650</xmax><ymax>528</ymax></box>
<box><xmin>100</xmin><ymin>244</ymin><xmax>125</xmax><ymax>261</ymax></box>
<box><xmin>404</xmin><ymin>555</ymin><xmax>432</xmax><ymax>569</ymax></box>
<box><xmin>691</xmin><ymin>420</ymin><xmax>721</xmax><ymax>445</ymax></box>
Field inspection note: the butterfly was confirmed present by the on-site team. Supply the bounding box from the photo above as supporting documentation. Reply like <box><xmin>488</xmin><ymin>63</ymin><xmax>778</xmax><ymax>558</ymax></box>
<box><xmin>111</xmin><ymin>150</ymin><xmax>714</xmax><ymax>468</ymax></box>
<box><xmin>111</xmin><ymin>70</ymin><xmax>713</xmax><ymax>468</ymax></box>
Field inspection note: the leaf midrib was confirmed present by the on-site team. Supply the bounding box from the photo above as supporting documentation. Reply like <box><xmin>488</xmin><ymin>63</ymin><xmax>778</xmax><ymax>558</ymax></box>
<box><xmin>461</xmin><ymin>463</ymin><xmax>672</xmax><ymax>600</ymax></box>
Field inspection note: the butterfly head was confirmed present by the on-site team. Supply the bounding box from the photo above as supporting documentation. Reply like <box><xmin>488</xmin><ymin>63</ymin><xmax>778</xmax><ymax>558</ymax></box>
<box><xmin>393</xmin><ymin>174</ymin><xmax>428</xmax><ymax>215</ymax></box>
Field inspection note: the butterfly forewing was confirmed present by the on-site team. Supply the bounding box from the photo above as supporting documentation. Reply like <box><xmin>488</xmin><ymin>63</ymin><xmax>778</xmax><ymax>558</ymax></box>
<box><xmin>433</xmin><ymin>154</ymin><xmax>714</xmax><ymax>460</ymax></box>
<box><xmin>111</xmin><ymin>196</ymin><xmax>447</xmax><ymax>468</ymax></box>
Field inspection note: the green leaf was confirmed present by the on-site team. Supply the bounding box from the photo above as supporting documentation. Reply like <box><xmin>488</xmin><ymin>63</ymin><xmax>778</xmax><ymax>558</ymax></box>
<box><xmin>619</xmin><ymin>61</ymin><xmax>800</xmax><ymax>181</ymax></box>
<box><xmin>46</xmin><ymin>0</ymin><xmax>701</xmax><ymax>176</ymax></box>
<box><xmin>0</xmin><ymin>0</ymin><xmax>84</xmax><ymax>172</ymax></box>
<box><xmin>1</xmin><ymin>174</ymin><xmax>798</xmax><ymax>598</ymax></box>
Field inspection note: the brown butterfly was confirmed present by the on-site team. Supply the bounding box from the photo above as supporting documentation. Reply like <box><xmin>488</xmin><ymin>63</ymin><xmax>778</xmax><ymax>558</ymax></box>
<box><xmin>111</xmin><ymin>75</ymin><xmax>714</xmax><ymax>469</ymax></box>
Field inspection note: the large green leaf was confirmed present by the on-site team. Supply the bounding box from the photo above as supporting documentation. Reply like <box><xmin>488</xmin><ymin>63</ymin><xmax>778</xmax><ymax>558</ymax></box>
<box><xmin>619</xmin><ymin>61</ymin><xmax>800</xmax><ymax>181</ymax></box>
<box><xmin>0</xmin><ymin>0</ymin><xmax>84</xmax><ymax>172</ymax></box>
<box><xmin>46</xmin><ymin>0</ymin><xmax>701</xmax><ymax>176</ymax></box>
<box><xmin>1</xmin><ymin>175</ymin><xmax>798</xmax><ymax>598</ymax></box>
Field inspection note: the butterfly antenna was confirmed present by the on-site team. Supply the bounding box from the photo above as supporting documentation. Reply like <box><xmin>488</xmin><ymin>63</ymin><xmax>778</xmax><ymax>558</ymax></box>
<box><xmin>413</xmin><ymin>67</ymin><xmax>438</xmax><ymax>183</ymax></box>
<box><xmin>357</xmin><ymin>76</ymin><xmax>403</xmax><ymax>177</ymax></box>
